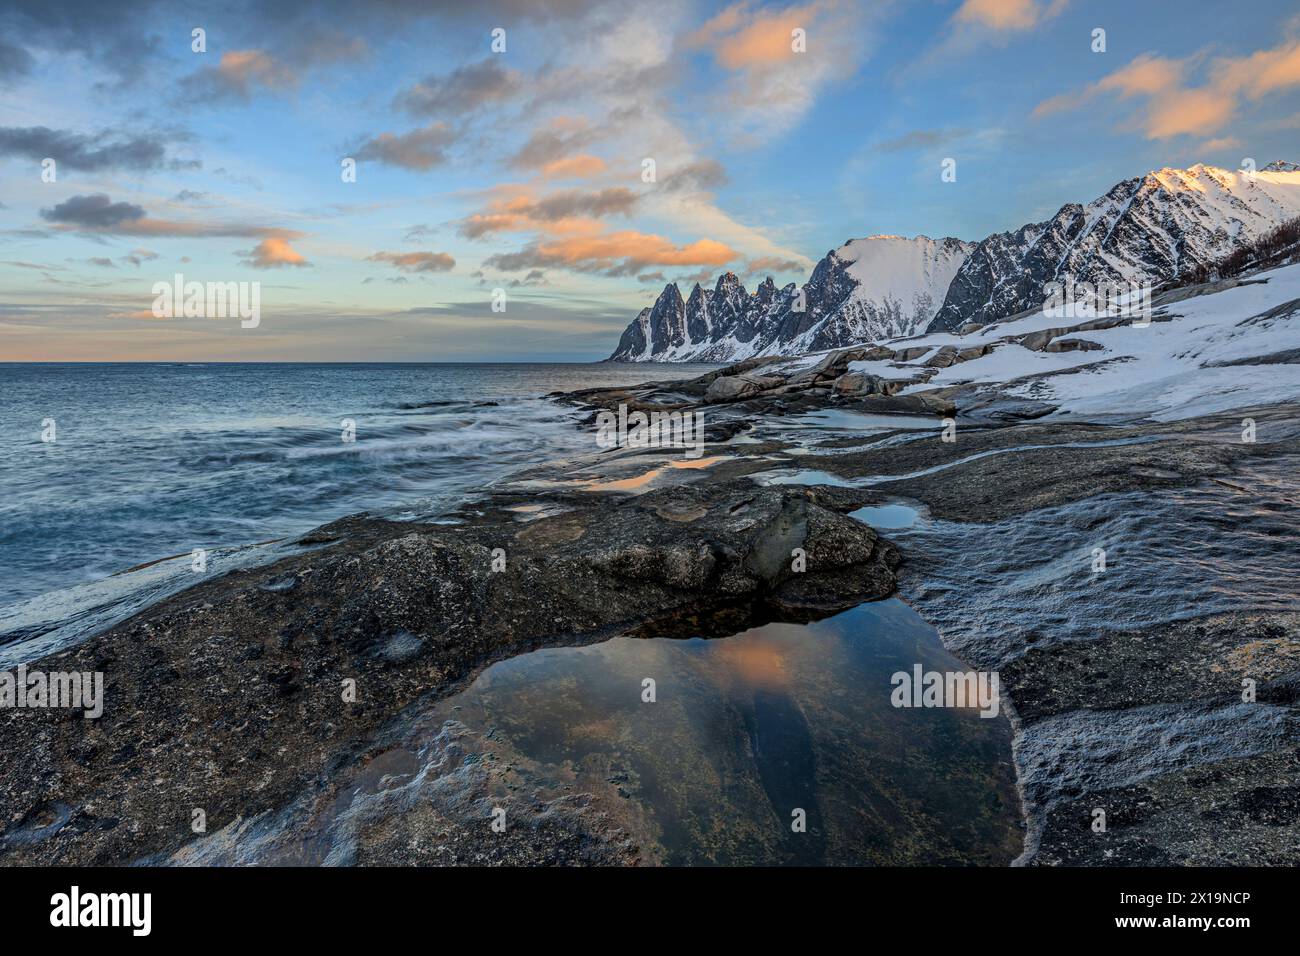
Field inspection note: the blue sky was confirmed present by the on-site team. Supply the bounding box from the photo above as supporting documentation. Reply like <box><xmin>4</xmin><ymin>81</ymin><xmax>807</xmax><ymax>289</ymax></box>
<box><xmin>2</xmin><ymin>0</ymin><xmax>1299</xmax><ymax>361</ymax></box>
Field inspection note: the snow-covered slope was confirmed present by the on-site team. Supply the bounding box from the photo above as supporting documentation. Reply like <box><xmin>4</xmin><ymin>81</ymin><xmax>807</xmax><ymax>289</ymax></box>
<box><xmin>792</xmin><ymin>235</ymin><xmax>974</xmax><ymax>349</ymax></box>
<box><xmin>928</xmin><ymin>162</ymin><xmax>1300</xmax><ymax>332</ymax></box>
<box><xmin>824</xmin><ymin>260</ymin><xmax>1300</xmax><ymax>422</ymax></box>
<box><xmin>608</xmin><ymin>235</ymin><xmax>972</xmax><ymax>362</ymax></box>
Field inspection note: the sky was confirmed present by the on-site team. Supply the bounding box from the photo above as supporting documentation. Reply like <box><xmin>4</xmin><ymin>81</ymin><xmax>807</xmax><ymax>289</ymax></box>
<box><xmin>2</xmin><ymin>0</ymin><xmax>1299</xmax><ymax>362</ymax></box>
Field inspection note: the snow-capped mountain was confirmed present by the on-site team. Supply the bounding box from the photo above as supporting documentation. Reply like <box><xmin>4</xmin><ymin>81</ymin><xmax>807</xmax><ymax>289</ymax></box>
<box><xmin>607</xmin><ymin>161</ymin><xmax>1300</xmax><ymax>361</ymax></box>
<box><xmin>608</xmin><ymin>235</ymin><xmax>972</xmax><ymax>362</ymax></box>
<box><xmin>930</xmin><ymin>161</ymin><xmax>1300</xmax><ymax>332</ymax></box>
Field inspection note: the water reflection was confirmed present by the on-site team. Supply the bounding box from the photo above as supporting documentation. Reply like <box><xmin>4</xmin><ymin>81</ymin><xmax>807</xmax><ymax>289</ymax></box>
<box><xmin>425</xmin><ymin>598</ymin><xmax>1022</xmax><ymax>865</ymax></box>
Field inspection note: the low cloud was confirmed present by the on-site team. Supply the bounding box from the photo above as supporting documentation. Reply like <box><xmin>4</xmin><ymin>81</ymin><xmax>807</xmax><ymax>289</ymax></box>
<box><xmin>367</xmin><ymin>250</ymin><xmax>456</xmax><ymax>272</ymax></box>
<box><xmin>396</xmin><ymin>59</ymin><xmax>521</xmax><ymax>117</ymax></box>
<box><xmin>0</xmin><ymin>126</ymin><xmax>177</xmax><ymax>171</ymax></box>
<box><xmin>41</xmin><ymin>194</ymin><xmax>146</xmax><ymax>228</ymax></box>
<box><xmin>41</xmin><ymin>194</ymin><xmax>305</xmax><ymax>241</ymax></box>
<box><xmin>356</xmin><ymin>123</ymin><xmax>457</xmax><ymax>170</ymax></box>
<box><xmin>240</xmin><ymin>237</ymin><xmax>310</xmax><ymax>268</ymax></box>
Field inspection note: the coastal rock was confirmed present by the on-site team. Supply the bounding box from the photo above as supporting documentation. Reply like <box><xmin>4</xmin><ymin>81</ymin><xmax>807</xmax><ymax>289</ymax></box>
<box><xmin>833</xmin><ymin>370</ymin><xmax>886</xmax><ymax>397</ymax></box>
<box><xmin>0</xmin><ymin>479</ymin><xmax>900</xmax><ymax>865</ymax></box>
<box><xmin>704</xmin><ymin>373</ymin><xmax>783</xmax><ymax>403</ymax></box>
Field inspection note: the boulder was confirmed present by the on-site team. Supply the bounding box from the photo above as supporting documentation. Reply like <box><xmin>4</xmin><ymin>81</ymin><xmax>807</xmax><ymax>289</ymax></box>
<box><xmin>925</xmin><ymin>345</ymin><xmax>961</xmax><ymax>369</ymax></box>
<box><xmin>1044</xmin><ymin>337</ymin><xmax>1103</xmax><ymax>353</ymax></box>
<box><xmin>895</xmin><ymin>346</ymin><xmax>931</xmax><ymax>361</ymax></box>
<box><xmin>833</xmin><ymin>370</ymin><xmax>887</xmax><ymax>397</ymax></box>
<box><xmin>858</xmin><ymin>392</ymin><xmax>956</xmax><ymax>416</ymax></box>
<box><xmin>704</xmin><ymin>373</ymin><xmax>784</xmax><ymax>403</ymax></box>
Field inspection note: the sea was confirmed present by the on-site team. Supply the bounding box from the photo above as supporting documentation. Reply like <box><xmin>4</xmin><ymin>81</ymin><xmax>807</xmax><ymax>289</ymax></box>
<box><xmin>0</xmin><ymin>363</ymin><xmax>716</xmax><ymax>653</ymax></box>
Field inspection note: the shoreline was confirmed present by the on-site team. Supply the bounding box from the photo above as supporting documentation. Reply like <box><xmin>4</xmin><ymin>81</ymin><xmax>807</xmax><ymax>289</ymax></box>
<box><xmin>1</xmin><ymin>355</ymin><xmax>1297</xmax><ymax>865</ymax></box>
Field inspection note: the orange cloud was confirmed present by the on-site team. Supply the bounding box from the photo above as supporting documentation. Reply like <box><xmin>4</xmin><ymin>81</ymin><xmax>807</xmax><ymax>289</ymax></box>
<box><xmin>539</xmin><ymin>233</ymin><xmax>736</xmax><ymax>266</ymax></box>
<box><xmin>541</xmin><ymin>154</ymin><xmax>608</xmax><ymax>179</ymax></box>
<box><xmin>484</xmin><ymin>230</ymin><xmax>738</xmax><ymax>276</ymax></box>
<box><xmin>1095</xmin><ymin>55</ymin><xmax>1184</xmax><ymax>98</ymax></box>
<box><xmin>1145</xmin><ymin>88</ymin><xmax>1236</xmax><ymax>138</ymax></box>
<box><xmin>1033</xmin><ymin>35</ymin><xmax>1300</xmax><ymax>140</ymax></box>
<box><xmin>241</xmin><ymin>237</ymin><xmax>309</xmax><ymax>268</ymax></box>
<box><xmin>212</xmin><ymin>50</ymin><xmax>296</xmax><ymax>95</ymax></box>
<box><xmin>458</xmin><ymin>187</ymin><xmax>638</xmax><ymax>239</ymax></box>
<box><xmin>953</xmin><ymin>0</ymin><xmax>1064</xmax><ymax>31</ymax></box>
<box><xmin>688</xmin><ymin>2</ymin><xmax>821</xmax><ymax>68</ymax></box>
<box><xmin>1214</xmin><ymin>39</ymin><xmax>1300</xmax><ymax>99</ymax></box>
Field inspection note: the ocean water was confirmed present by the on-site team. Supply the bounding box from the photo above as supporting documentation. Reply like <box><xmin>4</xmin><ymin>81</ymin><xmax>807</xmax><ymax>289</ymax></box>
<box><xmin>0</xmin><ymin>363</ymin><xmax>716</xmax><ymax>613</ymax></box>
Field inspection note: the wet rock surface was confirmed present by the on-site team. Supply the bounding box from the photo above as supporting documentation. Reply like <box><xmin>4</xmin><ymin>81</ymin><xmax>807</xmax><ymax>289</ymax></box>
<box><xmin>2</xmin><ymin>355</ymin><xmax>1297</xmax><ymax>867</ymax></box>
<box><xmin>0</xmin><ymin>471</ymin><xmax>899</xmax><ymax>865</ymax></box>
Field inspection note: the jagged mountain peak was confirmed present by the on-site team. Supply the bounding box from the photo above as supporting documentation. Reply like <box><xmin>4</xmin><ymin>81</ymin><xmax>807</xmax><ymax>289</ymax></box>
<box><xmin>608</xmin><ymin>160</ymin><xmax>1300</xmax><ymax>361</ymax></box>
<box><xmin>715</xmin><ymin>270</ymin><xmax>746</xmax><ymax>294</ymax></box>
<box><xmin>927</xmin><ymin>160</ymin><xmax>1300</xmax><ymax>333</ymax></box>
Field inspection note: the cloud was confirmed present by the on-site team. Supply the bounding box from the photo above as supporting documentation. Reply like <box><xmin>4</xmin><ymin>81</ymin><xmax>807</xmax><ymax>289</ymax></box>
<box><xmin>184</xmin><ymin>49</ymin><xmax>297</xmax><ymax>101</ymax></box>
<box><xmin>458</xmin><ymin>187</ymin><xmax>639</xmax><ymax>238</ymax></box>
<box><xmin>403</xmin><ymin>224</ymin><xmax>436</xmax><ymax>241</ymax></box>
<box><xmin>396</xmin><ymin>58</ymin><xmax>521</xmax><ymax>116</ymax></box>
<box><xmin>173</xmin><ymin>190</ymin><xmax>207</xmax><ymax>202</ymax></box>
<box><xmin>240</xmin><ymin>237</ymin><xmax>310</xmax><ymax>268</ymax></box>
<box><xmin>122</xmin><ymin>247</ymin><xmax>160</xmax><ymax>267</ymax></box>
<box><xmin>356</xmin><ymin>123</ymin><xmax>456</xmax><ymax>170</ymax></box>
<box><xmin>509</xmin><ymin>269</ymin><xmax>548</xmax><ymax>287</ymax></box>
<box><xmin>541</xmin><ymin>154</ymin><xmax>607</xmax><ymax>179</ymax></box>
<box><xmin>0</xmin><ymin>37</ymin><xmax>34</xmax><ymax>84</ymax></box>
<box><xmin>180</xmin><ymin>34</ymin><xmax>365</xmax><ymax>103</ymax></box>
<box><xmin>688</xmin><ymin>1</ymin><xmax>813</xmax><ymax>68</ymax></box>
<box><xmin>41</xmin><ymin>194</ymin><xmax>146</xmax><ymax>228</ymax></box>
<box><xmin>872</xmin><ymin>128</ymin><xmax>968</xmax><ymax>153</ymax></box>
<box><xmin>1199</xmin><ymin>135</ymin><xmax>1244</xmax><ymax>152</ymax></box>
<box><xmin>683</xmin><ymin>1</ymin><xmax>868</xmax><ymax>143</ymax></box>
<box><xmin>1034</xmin><ymin>35</ymin><xmax>1300</xmax><ymax>140</ymax></box>
<box><xmin>508</xmin><ymin>116</ymin><xmax>602</xmax><ymax>170</ymax></box>
<box><xmin>484</xmin><ymin>230</ymin><xmax>738</xmax><ymax>277</ymax></box>
<box><xmin>87</xmin><ymin>257</ymin><xmax>115</xmax><ymax>268</ymax></box>
<box><xmin>745</xmin><ymin>255</ymin><xmax>804</xmax><ymax>274</ymax></box>
<box><xmin>41</xmin><ymin>193</ymin><xmax>305</xmax><ymax>243</ymax></box>
<box><xmin>952</xmin><ymin>0</ymin><xmax>1066</xmax><ymax>31</ymax></box>
<box><xmin>0</xmin><ymin>126</ymin><xmax>178</xmax><ymax>171</ymax></box>
<box><xmin>367</xmin><ymin>250</ymin><xmax>456</xmax><ymax>272</ymax></box>
<box><xmin>662</xmin><ymin>159</ymin><xmax>729</xmax><ymax>192</ymax></box>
